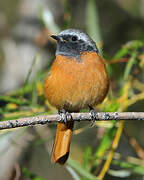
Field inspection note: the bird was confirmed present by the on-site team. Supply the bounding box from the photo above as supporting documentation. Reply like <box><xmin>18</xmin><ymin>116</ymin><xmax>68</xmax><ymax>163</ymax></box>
<box><xmin>44</xmin><ymin>29</ymin><xmax>109</xmax><ymax>165</ymax></box>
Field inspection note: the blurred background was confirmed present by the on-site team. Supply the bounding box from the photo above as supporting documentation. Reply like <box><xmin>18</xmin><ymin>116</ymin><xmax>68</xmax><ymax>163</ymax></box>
<box><xmin>0</xmin><ymin>0</ymin><xmax>144</xmax><ymax>179</ymax></box>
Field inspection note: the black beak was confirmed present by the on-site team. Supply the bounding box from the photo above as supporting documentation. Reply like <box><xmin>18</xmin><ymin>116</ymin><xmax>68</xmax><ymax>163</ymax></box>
<box><xmin>51</xmin><ymin>35</ymin><xmax>59</xmax><ymax>41</ymax></box>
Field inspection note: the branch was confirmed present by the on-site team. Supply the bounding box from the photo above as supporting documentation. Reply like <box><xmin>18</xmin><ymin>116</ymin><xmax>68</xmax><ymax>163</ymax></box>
<box><xmin>0</xmin><ymin>112</ymin><xmax>144</xmax><ymax>130</ymax></box>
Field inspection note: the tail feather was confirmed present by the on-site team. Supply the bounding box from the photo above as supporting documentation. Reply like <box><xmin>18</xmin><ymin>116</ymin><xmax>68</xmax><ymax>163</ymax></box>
<box><xmin>51</xmin><ymin>121</ymin><xmax>74</xmax><ymax>164</ymax></box>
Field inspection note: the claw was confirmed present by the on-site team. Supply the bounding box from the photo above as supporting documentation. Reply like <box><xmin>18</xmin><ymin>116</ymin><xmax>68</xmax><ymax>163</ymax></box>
<box><xmin>59</xmin><ymin>109</ymin><xmax>72</xmax><ymax>123</ymax></box>
<box><xmin>89</xmin><ymin>107</ymin><xmax>98</xmax><ymax>126</ymax></box>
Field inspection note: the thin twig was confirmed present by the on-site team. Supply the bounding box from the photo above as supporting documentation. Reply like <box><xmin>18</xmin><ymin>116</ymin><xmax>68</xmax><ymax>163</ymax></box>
<box><xmin>0</xmin><ymin>112</ymin><xmax>144</xmax><ymax>131</ymax></box>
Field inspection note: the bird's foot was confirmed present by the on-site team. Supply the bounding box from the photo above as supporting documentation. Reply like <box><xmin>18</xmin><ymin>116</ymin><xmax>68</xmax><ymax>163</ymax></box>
<box><xmin>89</xmin><ymin>107</ymin><xmax>98</xmax><ymax>126</ymax></box>
<box><xmin>58</xmin><ymin>109</ymin><xmax>72</xmax><ymax>123</ymax></box>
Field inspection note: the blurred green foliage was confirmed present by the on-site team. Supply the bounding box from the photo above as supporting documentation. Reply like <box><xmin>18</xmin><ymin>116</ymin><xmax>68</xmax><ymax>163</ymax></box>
<box><xmin>0</xmin><ymin>0</ymin><xmax>144</xmax><ymax>180</ymax></box>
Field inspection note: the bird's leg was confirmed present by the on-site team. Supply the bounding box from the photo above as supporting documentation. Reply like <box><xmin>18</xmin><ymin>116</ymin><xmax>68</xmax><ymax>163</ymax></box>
<box><xmin>89</xmin><ymin>106</ymin><xmax>98</xmax><ymax>126</ymax></box>
<box><xmin>58</xmin><ymin>109</ymin><xmax>73</xmax><ymax>123</ymax></box>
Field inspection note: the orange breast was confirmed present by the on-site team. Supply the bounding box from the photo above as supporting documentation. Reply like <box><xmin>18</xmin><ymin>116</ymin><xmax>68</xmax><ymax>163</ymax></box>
<box><xmin>44</xmin><ymin>52</ymin><xmax>109</xmax><ymax>112</ymax></box>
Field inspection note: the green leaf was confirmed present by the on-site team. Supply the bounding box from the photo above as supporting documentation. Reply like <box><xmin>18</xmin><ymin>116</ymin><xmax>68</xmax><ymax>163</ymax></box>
<box><xmin>82</xmin><ymin>146</ymin><xmax>92</xmax><ymax>171</ymax></box>
<box><xmin>0</xmin><ymin>96</ymin><xmax>28</xmax><ymax>105</ymax></box>
<box><xmin>86</xmin><ymin>0</ymin><xmax>102</xmax><ymax>56</ymax></box>
<box><xmin>93</xmin><ymin>126</ymin><xmax>117</xmax><ymax>167</ymax></box>
<box><xmin>67</xmin><ymin>158</ymin><xmax>98</xmax><ymax>180</ymax></box>
<box><xmin>124</xmin><ymin>51</ymin><xmax>138</xmax><ymax>80</ymax></box>
<box><xmin>113</xmin><ymin>47</ymin><xmax>130</xmax><ymax>60</ymax></box>
<box><xmin>112</xmin><ymin>159</ymin><xmax>144</xmax><ymax>175</ymax></box>
<box><xmin>124</xmin><ymin>40</ymin><xmax>143</xmax><ymax>50</ymax></box>
<box><xmin>102</xmin><ymin>100</ymin><xmax>120</xmax><ymax>112</ymax></box>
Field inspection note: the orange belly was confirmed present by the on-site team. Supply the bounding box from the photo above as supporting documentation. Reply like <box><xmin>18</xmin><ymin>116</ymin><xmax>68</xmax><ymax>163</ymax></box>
<box><xmin>44</xmin><ymin>52</ymin><xmax>109</xmax><ymax>112</ymax></box>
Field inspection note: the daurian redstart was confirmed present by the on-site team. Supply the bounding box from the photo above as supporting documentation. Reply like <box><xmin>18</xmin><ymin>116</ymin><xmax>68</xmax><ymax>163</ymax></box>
<box><xmin>44</xmin><ymin>29</ymin><xmax>109</xmax><ymax>164</ymax></box>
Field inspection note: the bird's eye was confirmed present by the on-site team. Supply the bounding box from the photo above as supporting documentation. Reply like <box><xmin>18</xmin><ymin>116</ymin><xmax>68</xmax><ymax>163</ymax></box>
<box><xmin>71</xmin><ymin>36</ymin><xmax>78</xmax><ymax>41</ymax></box>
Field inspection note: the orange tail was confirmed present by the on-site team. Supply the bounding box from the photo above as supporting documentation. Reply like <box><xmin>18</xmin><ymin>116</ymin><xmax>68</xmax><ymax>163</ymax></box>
<box><xmin>51</xmin><ymin>121</ymin><xmax>74</xmax><ymax>164</ymax></box>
